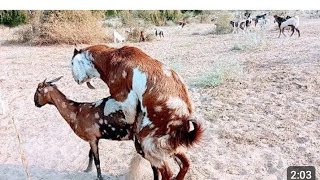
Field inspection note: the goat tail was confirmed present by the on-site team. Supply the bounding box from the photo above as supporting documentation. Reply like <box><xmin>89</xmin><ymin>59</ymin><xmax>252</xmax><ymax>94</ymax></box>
<box><xmin>170</xmin><ymin>117</ymin><xmax>204</xmax><ymax>149</ymax></box>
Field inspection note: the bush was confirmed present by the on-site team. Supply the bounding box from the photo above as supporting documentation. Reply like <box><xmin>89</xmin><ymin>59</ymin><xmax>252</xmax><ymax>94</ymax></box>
<box><xmin>231</xmin><ymin>32</ymin><xmax>267</xmax><ymax>51</ymax></box>
<box><xmin>15</xmin><ymin>10</ymin><xmax>108</xmax><ymax>45</ymax></box>
<box><xmin>0</xmin><ymin>10</ymin><xmax>27</xmax><ymax>27</ymax></box>
<box><xmin>118</xmin><ymin>10</ymin><xmax>183</xmax><ymax>27</ymax></box>
<box><xmin>214</xmin><ymin>11</ymin><xmax>233</xmax><ymax>35</ymax></box>
<box><xmin>192</xmin><ymin>57</ymin><xmax>244</xmax><ymax>87</ymax></box>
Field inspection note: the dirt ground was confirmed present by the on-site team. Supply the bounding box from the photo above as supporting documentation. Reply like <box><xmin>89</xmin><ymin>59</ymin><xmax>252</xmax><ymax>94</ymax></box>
<box><xmin>0</xmin><ymin>16</ymin><xmax>319</xmax><ymax>180</ymax></box>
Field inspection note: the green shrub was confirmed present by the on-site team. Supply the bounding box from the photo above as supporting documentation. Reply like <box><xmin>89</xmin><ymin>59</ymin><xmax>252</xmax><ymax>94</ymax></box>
<box><xmin>0</xmin><ymin>10</ymin><xmax>27</xmax><ymax>27</ymax></box>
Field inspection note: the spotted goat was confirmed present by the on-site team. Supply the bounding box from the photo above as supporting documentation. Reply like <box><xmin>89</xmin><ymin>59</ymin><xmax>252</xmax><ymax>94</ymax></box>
<box><xmin>34</xmin><ymin>76</ymin><xmax>137</xmax><ymax>180</ymax></box>
<box><xmin>71</xmin><ymin>45</ymin><xmax>203</xmax><ymax>180</ymax></box>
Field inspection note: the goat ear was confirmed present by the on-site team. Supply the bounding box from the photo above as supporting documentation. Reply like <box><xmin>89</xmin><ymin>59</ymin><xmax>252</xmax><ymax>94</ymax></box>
<box><xmin>47</xmin><ymin>76</ymin><xmax>63</xmax><ymax>84</ymax></box>
<box><xmin>74</xmin><ymin>48</ymin><xmax>79</xmax><ymax>55</ymax></box>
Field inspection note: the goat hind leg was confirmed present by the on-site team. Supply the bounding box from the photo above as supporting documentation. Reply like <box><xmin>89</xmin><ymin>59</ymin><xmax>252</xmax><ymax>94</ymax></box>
<box><xmin>134</xmin><ymin>136</ymin><xmax>159</xmax><ymax>180</ymax></box>
<box><xmin>296</xmin><ymin>28</ymin><xmax>300</xmax><ymax>37</ymax></box>
<box><xmin>174</xmin><ymin>153</ymin><xmax>190</xmax><ymax>180</ymax></box>
<box><xmin>89</xmin><ymin>140</ymin><xmax>103</xmax><ymax>180</ymax></box>
<box><xmin>84</xmin><ymin>149</ymin><xmax>94</xmax><ymax>172</ymax></box>
<box><xmin>290</xmin><ymin>26</ymin><xmax>295</xmax><ymax>37</ymax></box>
<box><xmin>158</xmin><ymin>162</ymin><xmax>173</xmax><ymax>180</ymax></box>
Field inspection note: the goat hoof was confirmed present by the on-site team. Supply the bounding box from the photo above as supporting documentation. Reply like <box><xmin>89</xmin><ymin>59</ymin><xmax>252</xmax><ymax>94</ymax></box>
<box><xmin>84</xmin><ymin>168</ymin><xmax>92</xmax><ymax>172</ymax></box>
<box><xmin>97</xmin><ymin>176</ymin><xmax>103</xmax><ymax>180</ymax></box>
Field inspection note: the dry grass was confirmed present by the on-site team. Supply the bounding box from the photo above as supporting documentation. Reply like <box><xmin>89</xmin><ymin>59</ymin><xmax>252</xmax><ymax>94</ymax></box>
<box><xmin>126</xmin><ymin>27</ymin><xmax>155</xmax><ymax>43</ymax></box>
<box><xmin>231</xmin><ymin>31</ymin><xmax>267</xmax><ymax>51</ymax></box>
<box><xmin>214</xmin><ymin>11</ymin><xmax>233</xmax><ymax>35</ymax></box>
<box><xmin>10</xmin><ymin>11</ymin><xmax>109</xmax><ymax>45</ymax></box>
<box><xmin>192</xmin><ymin>57</ymin><xmax>244</xmax><ymax>88</ymax></box>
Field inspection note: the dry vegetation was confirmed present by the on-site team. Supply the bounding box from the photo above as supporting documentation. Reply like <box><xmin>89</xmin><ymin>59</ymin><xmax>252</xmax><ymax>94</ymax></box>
<box><xmin>10</xmin><ymin>11</ymin><xmax>109</xmax><ymax>45</ymax></box>
<box><xmin>1</xmin><ymin>10</ymin><xmax>320</xmax><ymax>179</ymax></box>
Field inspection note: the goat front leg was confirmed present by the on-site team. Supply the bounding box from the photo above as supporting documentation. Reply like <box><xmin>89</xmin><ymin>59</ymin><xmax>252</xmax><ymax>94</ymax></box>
<box><xmin>282</xmin><ymin>28</ymin><xmax>287</xmax><ymax>37</ymax></box>
<box><xmin>90</xmin><ymin>139</ymin><xmax>103</xmax><ymax>180</ymax></box>
<box><xmin>278</xmin><ymin>28</ymin><xmax>281</xmax><ymax>38</ymax></box>
<box><xmin>84</xmin><ymin>149</ymin><xmax>93</xmax><ymax>172</ymax></box>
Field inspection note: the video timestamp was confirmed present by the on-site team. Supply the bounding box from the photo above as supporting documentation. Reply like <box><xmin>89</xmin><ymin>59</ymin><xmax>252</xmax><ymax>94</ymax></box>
<box><xmin>287</xmin><ymin>166</ymin><xmax>316</xmax><ymax>180</ymax></box>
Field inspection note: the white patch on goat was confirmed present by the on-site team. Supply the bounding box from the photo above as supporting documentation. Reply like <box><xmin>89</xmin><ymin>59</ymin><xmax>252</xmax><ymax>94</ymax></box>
<box><xmin>99</xmin><ymin>119</ymin><xmax>103</xmax><ymax>124</ymax></box>
<box><xmin>141</xmin><ymin>116</ymin><xmax>152</xmax><ymax>130</ymax></box>
<box><xmin>162</xmin><ymin>65</ymin><xmax>172</xmax><ymax>76</ymax></box>
<box><xmin>94</xmin><ymin>123</ymin><xmax>100</xmax><ymax>129</ymax></box>
<box><xmin>166</xmin><ymin>97</ymin><xmax>189</xmax><ymax>117</ymax></box>
<box><xmin>104</xmin><ymin>99</ymin><xmax>121</xmax><ymax>116</ymax></box>
<box><xmin>62</xmin><ymin>102</ymin><xmax>67</xmax><ymax>109</ymax></box>
<box><xmin>85</xmin><ymin>114</ymin><xmax>89</xmax><ymax>118</ymax></box>
<box><xmin>118</xmin><ymin>91</ymin><xmax>138</xmax><ymax>124</ymax></box>
<box><xmin>44</xmin><ymin>88</ymin><xmax>48</xmax><ymax>93</ymax></box>
<box><xmin>122</xmin><ymin>71</ymin><xmax>127</xmax><ymax>78</ymax></box>
<box><xmin>281</xmin><ymin>16</ymin><xmax>300</xmax><ymax>28</ymax></box>
<box><xmin>95</xmin><ymin>112</ymin><xmax>99</xmax><ymax>119</ymax></box>
<box><xmin>70</xmin><ymin>112</ymin><xmax>76</xmax><ymax>120</ymax></box>
<box><xmin>117</xmin><ymin>68</ymin><xmax>148</xmax><ymax>124</ymax></box>
<box><xmin>71</xmin><ymin>51</ymin><xmax>100</xmax><ymax>84</ymax></box>
<box><xmin>104</xmin><ymin>120</ymin><xmax>108</xmax><ymax>124</ymax></box>
<box><xmin>95</xmin><ymin>100</ymin><xmax>103</xmax><ymax>107</ymax></box>
<box><xmin>154</xmin><ymin>106</ymin><xmax>162</xmax><ymax>112</ymax></box>
<box><xmin>69</xmin><ymin>102</ymin><xmax>74</xmax><ymax>106</ymax></box>
<box><xmin>111</xmin><ymin>127</ymin><xmax>116</xmax><ymax>131</ymax></box>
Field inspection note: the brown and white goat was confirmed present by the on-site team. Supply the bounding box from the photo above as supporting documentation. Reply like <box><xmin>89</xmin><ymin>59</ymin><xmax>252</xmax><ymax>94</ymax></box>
<box><xmin>71</xmin><ymin>45</ymin><xmax>203</xmax><ymax>180</ymax></box>
<box><xmin>34</xmin><ymin>77</ymin><xmax>137</xmax><ymax>180</ymax></box>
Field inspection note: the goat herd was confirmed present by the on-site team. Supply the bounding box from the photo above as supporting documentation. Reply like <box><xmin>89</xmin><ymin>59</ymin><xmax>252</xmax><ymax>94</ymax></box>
<box><xmin>229</xmin><ymin>12</ymin><xmax>300</xmax><ymax>37</ymax></box>
<box><xmin>34</xmin><ymin>45</ymin><xmax>203</xmax><ymax>180</ymax></box>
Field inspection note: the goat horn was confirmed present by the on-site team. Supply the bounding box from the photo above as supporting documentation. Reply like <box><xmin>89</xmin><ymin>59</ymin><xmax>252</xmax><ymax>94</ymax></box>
<box><xmin>47</xmin><ymin>76</ymin><xmax>63</xmax><ymax>84</ymax></box>
<box><xmin>86</xmin><ymin>82</ymin><xmax>95</xmax><ymax>89</ymax></box>
<box><xmin>43</xmin><ymin>78</ymin><xmax>47</xmax><ymax>83</ymax></box>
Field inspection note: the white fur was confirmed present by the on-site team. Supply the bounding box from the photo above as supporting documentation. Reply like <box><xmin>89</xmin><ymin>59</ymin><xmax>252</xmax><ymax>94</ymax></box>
<box><xmin>103</xmin><ymin>98</ymin><xmax>121</xmax><ymax>116</ymax></box>
<box><xmin>141</xmin><ymin>116</ymin><xmax>152</xmax><ymax>130</ymax></box>
<box><xmin>94</xmin><ymin>100</ymin><xmax>103</xmax><ymax>107</ymax></box>
<box><xmin>281</xmin><ymin>16</ymin><xmax>300</xmax><ymax>29</ymax></box>
<box><xmin>162</xmin><ymin>66</ymin><xmax>172</xmax><ymax>76</ymax></box>
<box><xmin>132</xmin><ymin>68</ymin><xmax>147</xmax><ymax>100</ymax></box>
<box><xmin>71</xmin><ymin>51</ymin><xmax>100</xmax><ymax>84</ymax></box>
<box><xmin>95</xmin><ymin>112</ymin><xmax>99</xmax><ymax>119</ymax></box>
<box><xmin>166</xmin><ymin>96</ymin><xmax>189</xmax><ymax>117</ymax></box>
<box><xmin>113</xmin><ymin>30</ymin><xmax>125</xmax><ymax>43</ymax></box>
<box><xmin>120</xmin><ymin>68</ymin><xmax>147</xmax><ymax>124</ymax></box>
<box><xmin>119</xmin><ymin>90</ymin><xmax>138</xmax><ymax>124</ymax></box>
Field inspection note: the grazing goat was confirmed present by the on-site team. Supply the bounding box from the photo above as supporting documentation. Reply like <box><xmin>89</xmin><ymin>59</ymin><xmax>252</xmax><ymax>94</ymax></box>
<box><xmin>113</xmin><ymin>30</ymin><xmax>125</xmax><ymax>43</ymax></box>
<box><xmin>274</xmin><ymin>15</ymin><xmax>300</xmax><ymax>38</ymax></box>
<box><xmin>230</xmin><ymin>19</ymin><xmax>252</xmax><ymax>33</ymax></box>
<box><xmin>178</xmin><ymin>21</ymin><xmax>186</xmax><ymax>28</ymax></box>
<box><xmin>139</xmin><ymin>31</ymin><xmax>146</xmax><ymax>42</ymax></box>
<box><xmin>155</xmin><ymin>28</ymin><xmax>164</xmax><ymax>38</ymax></box>
<box><xmin>253</xmin><ymin>13</ymin><xmax>267</xmax><ymax>27</ymax></box>
<box><xmin>34</xmin><ymin>77</ymin><xmax>137</xmax><ymax>180</ymax></box>
<box><xmin>71</xmin><ymin>45</ymin><xmax>203</xmax><ymax>180</ymax></box>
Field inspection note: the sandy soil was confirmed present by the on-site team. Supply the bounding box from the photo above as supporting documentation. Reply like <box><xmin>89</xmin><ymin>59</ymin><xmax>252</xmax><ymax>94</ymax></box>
<box><xmin>0</xmin><ymin>17</ymin><xmax>319</xmax><ymax>180</ymax></box>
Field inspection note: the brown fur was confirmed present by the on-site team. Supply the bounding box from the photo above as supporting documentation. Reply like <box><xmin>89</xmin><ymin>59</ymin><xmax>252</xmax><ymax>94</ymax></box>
<box><xmin>75</xmin><ymin>45</ymin><xmax>203</xmax><ymax>180</ymax></box>
<box><xmin>34</xmin><ymin>79</ymin><xmax>133</xmax><ymax>180</ymax></box>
